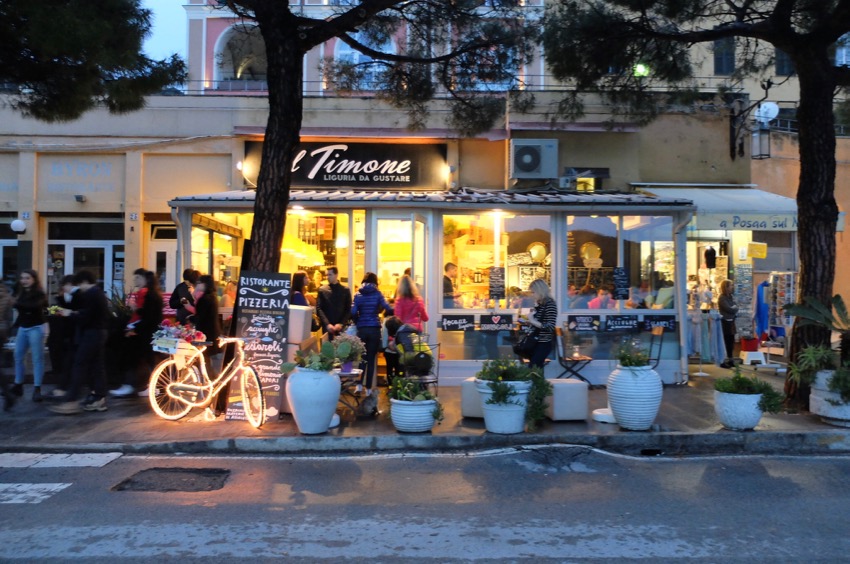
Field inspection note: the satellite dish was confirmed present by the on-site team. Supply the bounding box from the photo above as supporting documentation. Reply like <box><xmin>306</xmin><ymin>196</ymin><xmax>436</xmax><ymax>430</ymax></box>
<box><xmin>755</xmin><ymin>102</ymin><xmax>779</xmax><ymax>125</ymax></box>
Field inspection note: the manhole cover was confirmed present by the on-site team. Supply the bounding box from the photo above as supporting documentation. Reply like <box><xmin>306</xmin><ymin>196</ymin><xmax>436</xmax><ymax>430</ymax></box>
<box><xmin>113</xmin><ymin>467</ymin><xmax>230</xmax><ymax>492</ymax></box>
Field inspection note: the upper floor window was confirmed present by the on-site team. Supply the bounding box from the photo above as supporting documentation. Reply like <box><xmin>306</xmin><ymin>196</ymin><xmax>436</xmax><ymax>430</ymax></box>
<box><xmin>334</xmin><ymin>32</ymin><xmax>395</xmax><ymax>91</ymax></box>
<box><xmin>217</xmin><ymin>24</ymin><xmax>268</xmax><ymax>82</ymax></box>
<box><xmin>775</xmin><ymin>48</ymin><xmax>795</xmax><ymax>76</ymax></box>
<box><xmin>713</xmin><ymin>38</ymin><xmax>735</xmax><ymax>76</ymax></box>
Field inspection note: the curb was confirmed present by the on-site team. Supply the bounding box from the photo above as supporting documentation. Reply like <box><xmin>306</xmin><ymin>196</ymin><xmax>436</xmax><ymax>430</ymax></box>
<box><xmin>4</xmin><ymin>429</ymin><xmax>850</xmax><ymax>457</ymax></box>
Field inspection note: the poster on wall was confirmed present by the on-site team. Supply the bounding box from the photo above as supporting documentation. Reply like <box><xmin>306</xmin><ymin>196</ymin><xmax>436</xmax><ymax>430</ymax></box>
<box><xmin>229</xmin><ymin>271</ymin><xmax>291</xmax><ymax>423</ymax></box>
<box><xmin>488</xmin><ymin>267</ymin><xmax>505</xmax><ymax>300</ymax></box>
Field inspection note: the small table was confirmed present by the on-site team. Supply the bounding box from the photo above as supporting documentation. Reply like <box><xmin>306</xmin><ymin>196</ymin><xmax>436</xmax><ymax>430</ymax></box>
<box><xmin>336</xmin><ymin>368</ymin><xmax>364</xmax><ymax>412</ymax></box>
<box><xmin>557</xmin><ymin>354</ymin><xmax>593</xmax><ymax>385</ymax></box>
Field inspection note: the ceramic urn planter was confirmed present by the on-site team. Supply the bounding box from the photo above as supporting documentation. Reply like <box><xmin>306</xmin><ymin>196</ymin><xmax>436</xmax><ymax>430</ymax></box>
<box><xmin>285</xmin><ymin>367</ymin><xmax>341</xmax><ymax>434</ymax></box>
<box><xmin>606</xmin><ymin>365</ymin><xmax>663</xmax><ymax>431</ymax></box>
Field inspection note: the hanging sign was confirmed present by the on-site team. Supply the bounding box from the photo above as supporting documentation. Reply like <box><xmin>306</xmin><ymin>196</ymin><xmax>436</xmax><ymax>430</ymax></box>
<box><xmin>748</xmin><ymin>242</ymin><xmax>768</xmax><ymax>259</ymax></box>
<box><xmin>566</xmin><ymin>315</ymin><xmax>601</xmax><ymax>332</ymax></box>
<box><xmin>441</xmin><ymin>315</ymin><xmax>475</xmax><ymax>331</ymax></box>
<box><xmin>642</xmin><ymin>315</ymin><xmax>676</xmax><ymax>332</ymax></box>
<box><xmin>604</xmin><ymin>315</ymin><xmax>640</xmax><ymax>332</ymax></box>
<box><xmin>230</xmin><ymin>271</ymin><xmax>291</xmax><ymax>422</ymax></box>
<box><xmin>479</xmin><ymin>314</ymin><xmax>513</xmax><ymax>332</ymax></box>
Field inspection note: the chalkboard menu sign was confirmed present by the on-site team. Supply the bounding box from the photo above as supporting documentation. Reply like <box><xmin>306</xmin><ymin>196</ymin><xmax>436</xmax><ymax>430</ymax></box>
<box><xmin>612</xmin><ymin>267</ymin><xmax>630</xmax><ymax>300</ymax></box>
<box><xmin>489</xmin><ymin>267</ymin><xmax>505</xmax><ymax>300</ymax></box>
<box><xmin>566</xmin><ymin>315</ymin><xmax>601</xmax><ymax>332</ymax></box>
<box><xmin>441</xmin><ymin>315</ymin><xmax>475</xmax><ymax>331</ymax></box>
<box><xmin>604</xmin><ymin>315</ymin><xmax>640</xmax><ymax>332</ymax></box>
<box><xmin>642</xmin><ymin>315</ymin><xmax>676</xmax><ymax>332</ymax></box>
<box><xmin>229</xmin><ymin>271</ymin><xmax>291</xmax><ymax>422</ymax></box>
<box><xmin>480</xmin><ymin>314</ymin><xmax>513</xmax><ymax>332</ymax></box>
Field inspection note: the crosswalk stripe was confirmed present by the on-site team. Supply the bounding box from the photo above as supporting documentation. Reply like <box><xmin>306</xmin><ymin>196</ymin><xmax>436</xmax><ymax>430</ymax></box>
<box><xmin>0</xmin><ymin>483</ymin><xmax>71</xmax><ymax>504</ymax></box>
<box><xmin>0</xmin><ymin>452</ymin><xmax>122</xmax><ymax>468</ymax></box>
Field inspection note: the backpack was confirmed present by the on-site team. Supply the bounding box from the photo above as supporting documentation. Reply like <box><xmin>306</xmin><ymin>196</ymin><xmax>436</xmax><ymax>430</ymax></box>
<box><xmin>168</xmin><ymin>285</ymin><xmax>182</xmax><ymax>310</ymax></box>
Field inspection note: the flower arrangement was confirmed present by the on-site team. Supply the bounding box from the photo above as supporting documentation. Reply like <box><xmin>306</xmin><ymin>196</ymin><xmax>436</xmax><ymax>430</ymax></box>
<box><xmin>615</xmin><ymin>337</ymin><xmax>650</xmax><ymax>367</ymax></box>
<box><xmin>330</xmin><ymin>332</ymin><xmax>366</xmax><ymax>363</ymax></box>
<box><xmin>387</xmin><ymin>376</ymin><xmax>444</xmax><ymax>423</ymax></box>
<box><xmin>47</xmin><ymin>305</ymin><xmax>62</xmax><ymax>316</ymax></box>
<box><xmin>475</xmin><ymin>357</ymin><xmax>552</xmax><ymax>431</ymax></box>
<box><xmin>714</xmin><ymin>367</ymin><xmax>785</xmax><ymax>413</ymax></box>
<box><xmin>151</xmin><ymin>319</ymin><xmax>205</xmax><ymax>344</ymax></box>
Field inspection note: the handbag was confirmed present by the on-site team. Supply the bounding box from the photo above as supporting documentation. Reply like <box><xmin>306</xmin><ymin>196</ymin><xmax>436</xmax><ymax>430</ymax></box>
<box><xmin>512</xmin><ymin>329</ymin><xmax>539</xmax><ymax>359</ymax></box>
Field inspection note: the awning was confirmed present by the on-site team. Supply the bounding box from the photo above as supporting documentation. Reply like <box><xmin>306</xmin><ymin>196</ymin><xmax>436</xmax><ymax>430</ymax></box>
<box><xmin>638</xmin><ymin>187</ymin><xmax>800</xmax><ymax>232</ymax></box>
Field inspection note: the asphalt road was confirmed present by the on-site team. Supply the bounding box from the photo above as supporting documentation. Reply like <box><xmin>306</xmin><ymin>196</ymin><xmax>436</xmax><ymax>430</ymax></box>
<box><xmin>1</xmin><ymin>447</ymin><xmax>848</xmax><ymax>562</ymax></box>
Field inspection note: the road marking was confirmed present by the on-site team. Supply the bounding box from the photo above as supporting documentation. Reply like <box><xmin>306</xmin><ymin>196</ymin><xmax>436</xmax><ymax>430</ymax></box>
<box><xmin>0</xmin><ymin>452</ymin><xmax>122</xmax><ymax>468</ymax></box>
<box><xmin>0</xmin><ymin>483</ymin><xmax>71</xmax><ymax>504</ymax></box>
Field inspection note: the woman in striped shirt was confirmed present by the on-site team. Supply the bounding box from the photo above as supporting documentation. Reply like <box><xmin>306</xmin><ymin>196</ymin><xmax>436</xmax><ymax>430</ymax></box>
<box><xmin>524</xmin><ymin>279</ymin><xmax>558</xmax><ymax>369</ymax></box>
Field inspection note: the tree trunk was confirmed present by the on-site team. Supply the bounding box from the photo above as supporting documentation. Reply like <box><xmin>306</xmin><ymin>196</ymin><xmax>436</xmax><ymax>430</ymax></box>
<box><xmin>785</xmin><ymin>50</ymin><xmax>839</xmax><ymax>408</ymax></box>
<box><xmin>247</xmin><ymin>6</ymin><xmax>304</xmax><ymax>273</ymax></box>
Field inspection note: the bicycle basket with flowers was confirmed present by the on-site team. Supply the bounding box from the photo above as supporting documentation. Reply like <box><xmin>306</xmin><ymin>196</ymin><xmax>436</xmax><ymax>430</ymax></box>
<box><xmin>151</xmin><ymin>319</ymin><xmax>206</xmax><ymax>354</ymax></box>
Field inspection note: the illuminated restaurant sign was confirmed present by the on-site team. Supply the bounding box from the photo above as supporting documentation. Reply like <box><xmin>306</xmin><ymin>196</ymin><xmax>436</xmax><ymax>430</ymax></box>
<box><xmin>244</xmin><ymin>141</ymin><xmax>447</xmax><ymax>189</ymax></box>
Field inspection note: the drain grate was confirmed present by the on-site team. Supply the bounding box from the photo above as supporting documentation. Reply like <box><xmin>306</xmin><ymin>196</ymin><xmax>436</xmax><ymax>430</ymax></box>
<box><xmin>112</xmin><ymin>467</ymin><xmax>230</xmax><ymax>492</ymax></box>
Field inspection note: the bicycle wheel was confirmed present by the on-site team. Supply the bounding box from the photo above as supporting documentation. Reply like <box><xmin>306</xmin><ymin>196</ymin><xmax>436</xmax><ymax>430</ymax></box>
<box><xmin>148</xmin><ymin>359</ymin><xmax>203</xmax><ymax>420</ymax></box>
<box><xmin>240</xmin><ymin>365</ymin><xmax>265</xmax><ymax>428</ymax></box>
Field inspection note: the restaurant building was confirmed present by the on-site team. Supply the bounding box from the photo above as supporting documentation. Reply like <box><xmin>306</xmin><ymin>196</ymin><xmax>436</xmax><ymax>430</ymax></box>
<box><xmin>0</xmin><ymin>0</ymin><xmax>812</xmax><ymax>385</ymax></box>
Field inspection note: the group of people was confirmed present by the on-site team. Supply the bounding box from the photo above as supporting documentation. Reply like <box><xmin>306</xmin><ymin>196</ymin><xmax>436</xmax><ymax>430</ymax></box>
<box><xmin>298</xmin><ymin>266</ymin><xmax>431</xmax><ymax>402</ymax></box>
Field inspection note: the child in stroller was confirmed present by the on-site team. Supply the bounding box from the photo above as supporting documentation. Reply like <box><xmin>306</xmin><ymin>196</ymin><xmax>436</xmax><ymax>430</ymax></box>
<box><xmin>384</xmin><ymin>316</ymin><xmax>433</xmax><ymax>377</ymax></box>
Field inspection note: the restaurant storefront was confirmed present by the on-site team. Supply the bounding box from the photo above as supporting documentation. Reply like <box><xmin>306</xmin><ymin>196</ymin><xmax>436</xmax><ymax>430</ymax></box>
<box><xmin>169</xmin><ymin>159</ymin><xmax>696</xmax><ymax>386</ymax></box>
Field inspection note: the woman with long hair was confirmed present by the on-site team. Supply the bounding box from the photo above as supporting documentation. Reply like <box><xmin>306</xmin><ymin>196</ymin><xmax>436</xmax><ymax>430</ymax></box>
<box><xmin>11</xmin><ymin>269</ymin><xmax>48</xmax><ymax>402</ymax></box>
<box><xmin>393</xmin><ymin>275</ymin><xmax>428</xmax><ymax>333</ymax></box>
<box><xmin>193</xmin><ymin>275</ymin><xmax>228</xmax><ymax>414</ymax></box>
<box><xmin>523</xmin><ymin>278</ymin><xmax>558</xmax><ymax>370</ymax></box>
<box><xmin>291</xmin><ymin>270</ymin><xmax>310</xmax><ymax>306</ymax></box>
<box><xmin>718</xmin><ymin>279</ymin><xmax>739</xmax><ymax>369</ymax></box>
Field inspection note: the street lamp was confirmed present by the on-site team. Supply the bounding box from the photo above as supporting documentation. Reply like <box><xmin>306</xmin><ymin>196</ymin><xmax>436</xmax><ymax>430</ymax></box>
<box><xmin>751</xmin><ymin>125</ymin><xmax>771</xmax><ymax>159</ymax></box>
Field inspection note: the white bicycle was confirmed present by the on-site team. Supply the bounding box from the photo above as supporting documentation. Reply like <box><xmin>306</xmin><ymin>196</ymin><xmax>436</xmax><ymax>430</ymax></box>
<box><xmin>148</xmin><ymin>336</ymin><xmax>265</xmax><ymax>428</ymax></box>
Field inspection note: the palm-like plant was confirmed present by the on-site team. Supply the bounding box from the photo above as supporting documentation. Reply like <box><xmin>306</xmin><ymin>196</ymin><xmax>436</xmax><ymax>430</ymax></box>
<box><xmin>785</xmin><ymin>295</ymin><xmax>850</xmax><ymax>365</ymax></box>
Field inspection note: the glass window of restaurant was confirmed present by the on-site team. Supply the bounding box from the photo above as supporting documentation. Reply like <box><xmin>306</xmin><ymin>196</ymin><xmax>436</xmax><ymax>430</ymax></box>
<box><xmin>439</xmin><ymin>212</ymin><xmax>552</xmax><ymax>361</ymax></box>
<box><xmin>564</xmin><ymin>214</ymin><xmax>678</xmax><ymax>362</ymax></box>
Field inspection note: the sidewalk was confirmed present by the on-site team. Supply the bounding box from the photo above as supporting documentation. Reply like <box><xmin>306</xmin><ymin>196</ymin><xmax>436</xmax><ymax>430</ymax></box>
<box><xmin>2</xmin><ymin>363</ymin><xmax>849</xmax><ymax>457</ymax></box>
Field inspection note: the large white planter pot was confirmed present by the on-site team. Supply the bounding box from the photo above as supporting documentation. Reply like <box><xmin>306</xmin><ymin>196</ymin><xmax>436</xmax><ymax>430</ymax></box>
<box><xmin>285</xmin><ymin>368</ymin><xmax>340</xmax><ymax>434</ymax></box>
<box><xmin>809</xmin><ymin>370</ymin><xmax>850</xmax><ymax>427</ymax></box>
<box><xmin>607</xmin><ymin>365</ymin><xmax>663</xmax><ymax>431</ymax></box>
<box><xmin>714</xmin><ymin>390</ymin><xmax>763</xmax><ymax>431</ymax></box>
<box><xmin>390</xmin><ymin>399</ymin><xmax>437</xmax><ymax>433</ymax></box>
<box><xmin>475</xmin><ymin>379</ymin><xmax>531</xmax><ymax>434</ymax></box>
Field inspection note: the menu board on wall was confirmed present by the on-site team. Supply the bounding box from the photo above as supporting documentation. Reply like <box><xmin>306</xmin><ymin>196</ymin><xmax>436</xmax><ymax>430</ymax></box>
<box><xmin>441</xmin><ymin>315</ymin><xmax>475</xmax><ymax>331</ymax></box>
<box><xmin>612</xmin><ymin>267</ymin><xmax>630</xmax><ymax>300</ymax></box>
<box><xmin>229</xmin><ymin>271</ymin><xmax>291</xmax><ymax>423</ymax></box>
<box><xmin>489</xmin><ymin>267</ymin><xmax>505</xmax><ymax>300</ymax></box>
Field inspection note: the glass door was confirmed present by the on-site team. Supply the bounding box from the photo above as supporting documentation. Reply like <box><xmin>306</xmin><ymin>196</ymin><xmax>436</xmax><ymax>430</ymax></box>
<box><xmin>46</xmin><ymin>242</ymin><xmax>123</xmax><ymax>300</ymax></box>
<box><xmin>374</xmin><ymin>213</ymin><xmax>429</xmax><ymax>320</ymax></box>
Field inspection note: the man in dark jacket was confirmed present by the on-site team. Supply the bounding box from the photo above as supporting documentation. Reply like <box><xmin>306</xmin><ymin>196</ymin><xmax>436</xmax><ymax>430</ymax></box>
<box><xmin>316</xmin><ymin>266</ymin><xmax>352</xmax><ymax>339</ymax></box>
<box><xmin>48</xmin><ymin>270</ymin><xmax>110</xmax><ymax>415</ymax></box>
<box><xmin>171</xmin><ymin>268</ymin><xmax>199</xmax><ymax>324</ymax></box>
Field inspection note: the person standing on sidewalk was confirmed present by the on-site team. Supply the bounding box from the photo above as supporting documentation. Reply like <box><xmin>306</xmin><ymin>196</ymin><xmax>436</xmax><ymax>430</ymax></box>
<box><xmin>111</xmin><ymin>269</ymin><xmax>163</xmax><ymax>398</ymax></box>
<box><xmin>718</xmin><ymin>279</ymin><xmax>739</xmax><ymax>369</ymax></box>
<box><xmin>11</xmin><ymin>269</ymin><xmax>48</xmax><ymax>402</ymax></box>
<box><xmin>0</xmin><ymin>284</ymin><xmax>14</xmax><ymax>410</ymax></box>
<box><xmin>48</xmin><ymin>270</ymin><xmax>110</xmax><ymax>415</ymax></box>
<box><xmin>316</xmin><ymin>266</ymin><xmax>352</xmax><ymax>339</ymax></box>
<box><xmin>170</xmin><ymin>268</ymin><xmax>199</xmax><ymax>324</ymax></box>
<box><xmin>351</xmin><ymin>272</ymin><xmax>393</xmax><ymax>403</ymax></box>
<box><xmin>524</xmin><ymin>278</ymin><xmax>558</xmax><ymax>370</ymax></box>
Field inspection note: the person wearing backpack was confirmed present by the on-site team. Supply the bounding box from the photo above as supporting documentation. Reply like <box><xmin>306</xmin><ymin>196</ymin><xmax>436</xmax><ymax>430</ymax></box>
<box><xmin>170</xmin><ymin>269</ymin><xmax>199</xmax><ymax>324</ymax></box>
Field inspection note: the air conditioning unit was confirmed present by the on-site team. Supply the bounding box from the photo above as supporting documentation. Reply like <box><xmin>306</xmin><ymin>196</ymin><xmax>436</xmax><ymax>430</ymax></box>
<box><xmin>509</xmin><ymin>139</ymin><xmax>559</xmax><ymax>179</ymax></box>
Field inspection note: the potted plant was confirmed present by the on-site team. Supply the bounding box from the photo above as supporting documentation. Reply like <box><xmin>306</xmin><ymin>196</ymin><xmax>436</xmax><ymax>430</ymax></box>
<box><xmin>330</xmin><ymin>332</ymin><xmax>366</xmax><ymax>372</ymax></box>
<box><xmin>606</xmin><ymin>337</ymin><xmax>663</xmax><ymax>431</ymax></box>
<box><xmin>281</xmin><ymin>340</ymin><xmax>348</xmax><ymax>434</ymax></box>
<box><xmin>714</xmin><ymin>367</ymin><xmax>784</xmax><ymax>430</ymax></box>
<box><xmin>474</xmin><ymin>357</ymin><xmax>552</xmax><ymax>434</ymax></box>
<box><xmin>785</xmin><ymin>295</ymin><xmax>850</xmax><ymax>426</ymax></box>
<box><xmin>387</xmin><ymin>376</ymin><xmax>444</xmax><ymax>432</ymax></box>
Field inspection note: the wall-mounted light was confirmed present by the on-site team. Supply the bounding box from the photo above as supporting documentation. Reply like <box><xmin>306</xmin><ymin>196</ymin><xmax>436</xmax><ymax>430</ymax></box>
<box><xmin>74</xmin><ymin>194</ymin><xmax>87</xmax><ymax>203</ymax></box>
<box><xmin>10</xmin><ymin>219</ymin><xmax>26</xmax><ymax>234</ymax></box>
<box><xmin>236</xmin><ymin>160</ymin><xmax>243</xmax><ymax>171</ymax></box>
